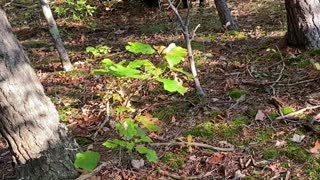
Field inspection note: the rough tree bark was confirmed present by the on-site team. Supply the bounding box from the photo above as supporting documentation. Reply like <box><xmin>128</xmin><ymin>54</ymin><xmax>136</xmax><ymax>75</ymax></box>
<box><xmin>285</xmin><ymin>0</ymin><xmax>320</xmax><ymax>49</ymax></box>
<box><xmin>214</xmin><ymin>0</ymin><xmax>238</xmax><ymax>31</ymax></box>
<box><xmin>0</xmin><ymin>8</ymin><xmax>79</xmax><ymax>179</ymax></box>
<box><xmin>40</xmin><ymin>0</ymin><xmax>74</xmax><ymax>71</ymax></box>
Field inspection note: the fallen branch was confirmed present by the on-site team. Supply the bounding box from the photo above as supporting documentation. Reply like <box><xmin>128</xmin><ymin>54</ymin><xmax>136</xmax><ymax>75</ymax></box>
<box><xmin>158</xmin><ymin>168</ymin><xmax>215</xmax><ymax>179</ymax></box>
<box><xmin>150</xmin><ymin>141</ymin><xmax>235</xmax><ymax>152</ymax></box>
<box><xmin>276</xmin><ymin>105</ymin><xmax>320</xmax><ymax>121</ymax></box>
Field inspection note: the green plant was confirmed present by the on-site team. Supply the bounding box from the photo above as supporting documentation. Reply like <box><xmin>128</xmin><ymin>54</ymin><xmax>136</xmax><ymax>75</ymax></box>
<box><xmin>93</xmin><ymin>42</ymin><xmax>191</xmax><ymax>95</ymax></box>
<box><xmin>103</xmin><ymin>118</ymin><xmax>159</xmax><ymax>162</ymax></box>
<box><xmin>53</xmin><ymin>0</ymin><xmax>96</xmax><ymax>21</ymax></box>
<box><xmin>86</xmin><ymin>45</ymin><xmax>110</xmax><ymax>56</ymax></box>
<box><xmin>74</xmin><ymin>151</ymin><xmax>100</xmax><ymax>172</ymax></box>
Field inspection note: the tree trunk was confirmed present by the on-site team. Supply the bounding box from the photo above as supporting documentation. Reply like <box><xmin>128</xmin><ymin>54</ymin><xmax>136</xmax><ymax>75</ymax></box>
<box><xmin>0</xmin><ymin>8</ymin><xmax>79</xmax><ymax>180</ymax></box>
<box><xmin>285</xmin><ymin>0</ymin><xmax>320</xmax><ymax>49</ymax></box>
<box><xmin>214</xmin><ymin>0</ymin><xmax>238</xmax><ymax>31</ymax></box>
<box><xmin>40</xmin><ymin>0</ymin><xmax>74</xmax><ymax>71</ymax></box>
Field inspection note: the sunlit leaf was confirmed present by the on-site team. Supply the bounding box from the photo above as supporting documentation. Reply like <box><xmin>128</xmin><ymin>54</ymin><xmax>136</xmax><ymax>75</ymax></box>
<box><xmin>136</xmin><ymin>115</ymin><xmax>160</xmax><ymax>132</ymax></box>
<box><xmin>153</xmin><ymin>45</ymin><xmax>166</xmax><ymax>54</ymax></box>
<box><xmin>74</xmin><ymin>151</ymin><xmax>100</xmax><ymax>172</ymax></box>
<box><xmin>102</xmin><ymin>141</ymin><xmax>119</xmax><ymax>149</ymax></box>
<box><xmin>164</xmin><ymin>46</ymin><xmax>187</xmax><ymax>67</ymax></box>
<box><xmin>92</xmin><ymin>69</ymin><xmax>108</xmax><ymax>75</ymax></box>
<box><xmin>158</xmin><ymin>79</ymin><xmax>187</xmax><ymax>95</ymax></box>
<box><xmin>101</xmin><ymin>58</ymin><xmax>114</xmax><ymax>68</ymax></box>
<box><xmin>126</xmin><ymin>42</ymin><xmax>155</xmax><ymax>55</ymax></box>
<box><xmin>116</xmin><ymin>119</ymin><xmax>137</xmax><ymax>140</ymax></box>
<box><xmin>136</xmin><ymin>146</ymin><xmax>158</xmax><ymax>162</ymax></box>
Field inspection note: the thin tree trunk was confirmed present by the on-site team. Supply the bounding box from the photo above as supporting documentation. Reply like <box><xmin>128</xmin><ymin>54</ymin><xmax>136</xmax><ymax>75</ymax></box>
<box><xmin>0</xmin><ymin>8</ymin><xmax>79</xmax><ymax>179</ymax></box>
<box><xmin>214</xmin><ymin>0</ymin><xmax>238</xmax><ymax>31</ymax></box>
<box><xmin>285</xmin><ymin>0</ymin><xmax>320</xmax><ymax>49</ymax></box>
<box><xmin>39</xmin><ymin>0</ymin><xmax>74</xmax><ymax>71</ymax></box>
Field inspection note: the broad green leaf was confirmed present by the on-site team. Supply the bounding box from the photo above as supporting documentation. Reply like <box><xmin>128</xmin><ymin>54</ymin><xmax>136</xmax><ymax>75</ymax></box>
<box><xmin>116</xmin><ymin>119</ymin><xmax>137</xmax><ymax>140</ymax></box>
<box><xmin>136</xmin><ymin>115</ymin><xmax>160</xmax><ymax>132</ymax></box>
<box><xmin>158</xmin><ymin>79</ymin><xmax>187</xmax><ymax>95</ymax></box>
<box><xmin>101</xmin><ymin>58</ymin><xmax>114</xmax><ymax>68</ymax></box>
<box><xmin>137</xmin><ymin>127</ymin><xmax>147</xmax><ymax>137</ymax></box>
<box><xmin>136</xmin><ymin>136</ymin><xmax>153</xmax><ymax>143</ymax></box>
<box><xmin>112</xmin><ymin>139</ymin><xmax>127</xmax><ymax>148</ymax></box>
<box><xmin>102</xmin><ymin>141</ymin><xmax>119</xmax><ymax>149</ymax></box>
<box><xmin>74</xmin><ymin>151</ymin><xmax>100</xmax><ymax>172</ymax></box>
<box><xmin>126</xmin><ymin>42</ymin><xmax>155</xmax><ymax>55</ymax></box>
<box><xmin>136</xmin><ymin>146</ymin><xmax>158</xmax><ymax>162</ymax></box>
<box><xmin>164</xmin><ymin>47</ymin><xmax>187</xmax><ymax>67</ymax></box>
<box><xmin>92</xmin><ymin>69</ymin><xmax>108</xmax><ymax>75</ymax></box>
<box><xmin>108</xmin><ymin>64</ymin><xmax>144</xmax><ymax>79</ymax></box>
<box><xmin>127</xmin><ymin>59</ymin><xmax>154</xmax><ymax>69</ymax></box>
<box><xmin>126</xmin><ymin>142</ymin><xmax>135</xmax><ymax>151</ymax></box>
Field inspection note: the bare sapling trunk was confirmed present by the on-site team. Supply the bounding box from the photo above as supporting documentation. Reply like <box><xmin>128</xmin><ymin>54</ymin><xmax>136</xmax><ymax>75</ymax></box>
<box><xmin>214</xmin><ymin>0</ymin><xmax>238</xmax><ymax>31</ymax></box>
<box><xmin>0</xmin><ymin>8</ymin><xmax>79</xmax><ymax>179</ymax></box>
<box><xmin>285</xmin><ymin>0</ymin><xmax>320</xmax><ymax>49</ymax></box>
<box><xmin>168</xmin><ymin>0</ymin><xmax>206</xmax><ymax>96</ymax></box>
<box><xmin>39</xmin><ymin>0</ymin><xmax>74</xmax><ymax>71</ymax></box>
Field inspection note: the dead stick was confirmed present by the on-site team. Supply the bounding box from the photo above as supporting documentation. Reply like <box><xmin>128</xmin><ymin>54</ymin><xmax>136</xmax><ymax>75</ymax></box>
<box><xmin>150</xmin><ymin>141</ymin><xmax>234</xmax><ymax>152</ymax></box>
<box><xmin>276</xmin><ymin>105</ymin><xmax>320</xmax><ymax>120</ymax></box>
<box><xmin>76</xmin><ymin>162</ymin><xmax>109</xmax><ymax>180</ymax></box>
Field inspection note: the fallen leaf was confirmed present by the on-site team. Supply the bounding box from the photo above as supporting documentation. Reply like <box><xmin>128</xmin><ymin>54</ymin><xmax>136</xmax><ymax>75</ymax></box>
<box><xmin>290</xmin><ymin>134</ymin><xmax>305</xmax><ymax>143</ymax></box>
<box><xmin>275</xmin><ymin>140</ymin><xmax>286</xmax><ymax>147</ymax></box>
<box><xmin>255</xmin><ymin>110</ymin><xmax>266</xmax><ymax>121</ymax></box>
<box><xmin>206</xmin><ymin>153</ymin><xmax>226</xmax><ymax>165</ymax></box>
<box><xmin>131</xmin><ymin>159</ymin><xmax>144</xmax><ymax>169</ymax></box>
<box><xmin>310</xmin><ymin>140</ymin><xmax>320</xmax><ymax>154</ymax></box>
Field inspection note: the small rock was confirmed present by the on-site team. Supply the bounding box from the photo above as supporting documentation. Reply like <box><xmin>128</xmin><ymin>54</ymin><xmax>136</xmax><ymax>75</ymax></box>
<box><xmin>131</xmin><ymin>159</ymin><xmax>144</xmax><ymax>169</ymax></box>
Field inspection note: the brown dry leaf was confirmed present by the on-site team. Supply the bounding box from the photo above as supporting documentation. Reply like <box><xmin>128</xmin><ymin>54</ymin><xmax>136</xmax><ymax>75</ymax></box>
<box><xmin>310</xmin><ymin>140</ymin><xmax>320</xmax><ymax>154</ymax></box>
<box><xmin>255</xmin><ymin>110</ymin><xmax>266</xmax><ymax>121</ymax></box>
<box><xmin>206</xmin><ymin>153</ymin><xmax>226</xmax><ymax>165</ymax></box>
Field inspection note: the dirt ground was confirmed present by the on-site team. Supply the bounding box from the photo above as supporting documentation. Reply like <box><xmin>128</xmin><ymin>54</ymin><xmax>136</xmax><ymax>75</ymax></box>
<box><xmin>1</xmin><ymin>0</ymin><xmax>320</xmax><ymax>179</ymax></box>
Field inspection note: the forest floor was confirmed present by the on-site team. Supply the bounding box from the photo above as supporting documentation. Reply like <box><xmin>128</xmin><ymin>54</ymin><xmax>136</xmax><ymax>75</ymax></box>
<box><xmin>2</xmin><ymin>0</ymin><xmax>320</xmax><ymax>179</ymax></box>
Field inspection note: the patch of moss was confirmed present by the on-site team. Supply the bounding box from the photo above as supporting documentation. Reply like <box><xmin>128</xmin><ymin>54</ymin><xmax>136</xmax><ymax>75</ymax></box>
<box><xmin>191</xmin><ymin>41</ymin><xmax>205</xmax><ymax>51</ymax></box>
<box><xmin>213</xmin><ymin>123</ymin><xmax>239</xmax><ymax>143</ymax></box>
<box><xmin>282</xmin><ymin>143</ymin><xmax>310</xmax><ymax>163</ymax></box>
<box><xmin>288</xmin><ymin>56</ymin><xmax>310</xmax><ymax>69</ymax></box>
<box><xmin>141</xmin><ymin>23</ymin><xmax>168</xmax><ymax>34</ymax></box>
<box><xmin>161</xmin><ymin>152</ymin><xmax>186</xmax><ymax>169</ymax></box>
<box><xmin>268</xmin><ymin>111</ymin><xmax>278</xmax><ymax>121</ymax></box>
<box><xmin>153</xmin><ymin>103</ymin><xmax>187</xmax><ymax>122</ymax></box>
<box><xmin>263</xmin><ymin>148</ymin><xmax>280</xmax><ymax>160</ymax></box>
<box><xmin>256</xmin><ymin>129</ymin><xmax>273</xmax><ymax>143</ymax></box>
<box><xmin>232</xmin><ymin>116</ymin><xmax>251</xmax><ymax>129</ymax></box>
<box><xmin>187</xmin><ymin>122</ymin><xmax>214</xmax><ymax>138</ymax></box>
<box><xmin>58</xmin><ymin>107</ymin><xmax>78</xmax><ymax>122</ymax></box>
<box><xmin>281</xmin><ymin>107</ymin><xmax>295</xmax><ymax>115</ymax></box>
<box><xmin>227</xmin><ymin>89</ymin><xmax>247</xmax><ymax>99</ymax></box>
<box><xmin>306</xmin><ymin>158</ymin><xmax>320</xmax><ymax>179</ymax></box>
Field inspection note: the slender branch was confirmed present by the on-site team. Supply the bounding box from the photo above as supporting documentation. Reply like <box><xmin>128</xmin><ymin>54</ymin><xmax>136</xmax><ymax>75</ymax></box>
<box><xmin>76</xmin><ymin>162</ymin><xmax>109</xmax><ymax>180</ymax></box>
<box><xmin>150</xmin><ymin>141</ymin><xmax>235</xmax><ymax>152</ymax></box>
<box><xmin>93</xmin><ymin>101</ymin><xmax>110</xmax><ymax>139</ymax></box>
<box><xmin>168</xmin><ymin>0</ymin><xmax>185</xmax><ymax>30</ymax></box>
<box><xmin>276</xmin><ymin>105</ymin><xmax>320</xmax><ymax>120</ymax></box>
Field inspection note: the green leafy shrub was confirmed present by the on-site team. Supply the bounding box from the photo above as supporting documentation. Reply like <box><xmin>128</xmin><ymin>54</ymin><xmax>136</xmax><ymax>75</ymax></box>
<box><xmin>86</xmin><ymin>45</ymin><xmax>110</xmax><ymax>56</ymax></box>
<box><xmin>93</xmin><ymin>42</ymin><xmax>190</xmax><ymax>95</ymax></box>
<box><xmin>103</xmin><ymin>118</ymin><xmax>159</xmax><ymax>162</ymax></box>
<box><xmin>53</xmin><ymin>0</ymin><xmax>96</xmax><ymax>21</ymax></box>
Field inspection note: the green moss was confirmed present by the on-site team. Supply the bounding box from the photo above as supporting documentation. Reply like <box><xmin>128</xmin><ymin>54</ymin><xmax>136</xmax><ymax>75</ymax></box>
<box><xmin>58</xmin><ymin>107</ymin><xmax>78</xmax><ymax>122</ymax></box>
<box><xmin>288</xmin><ymin>56</ymin><xmax>310</xmax><ymax>69</ymax></box>
<box><xmin>141</xmin><ymin>23</ymin><xmax>168</xmax><ymax>34</ymax></box>
<box><xmin>227</xmin><ymin>89</ymin><xmax>247</xmax><ymax>99</ymax></box>
<box><xmin>232</xmin><ymin>116</ymin><xmax>251</xmax><ymax>129</ymax></box>
<box><xmin>263</xmin><ymin>148</ymin><xmax>280</xmax><ymax>160</ymax></box>
<box><xmin>161</xmin><ymin>152</ymin><xmax>186</xmax><ymax>169</ymax></box>
<box><xmin>282</xmin><ymin>143</ymin><xmax>310</xmax><ymax>163</ymax></box>
<box><xmin>256</xmin><ymin>129</ymin><xmax>273</xmax><ymax>143</ymax></box>
<box><xmin>191</xmin><ymin>41</ymin><xmax>205</xmax><ymax>51</ymax></box>
<box><xmin>187</xmin><ymin>122</ymin><xmax>214</xmax><ymax>138</ymax></box>
<box><xmin>268</xmin><ymin>111</ymin><xmax>279</xmax><ymax>121</ymax></box>
<box><xmin>306</xmin><ymin>158</ymin><xmax>320</xmax><ymax>179</ymax></box>
<box><xmin>281</xmin><ymin>107</ymin><xmax>295</xmax><ymax>115</ymax></box>
<box><xmin>213</xmin><ymin>123</ymin><xmax>239</xmax><ymax>143</ymax></box>
<box><xmin>153</xmin><ymin>103</ymin><xmax>188</xmax><ymax>122</ymax></box>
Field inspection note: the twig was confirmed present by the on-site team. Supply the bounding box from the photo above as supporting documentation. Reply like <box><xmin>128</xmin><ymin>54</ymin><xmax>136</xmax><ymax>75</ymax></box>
<box><xmin>270</xmin><ymin>46</ymin><xmax>285</xmax><ymax>95</ymax></box>
<box><xmin>276</xmin><ymin>105</ymin><xmax>320</xmax><ymax>121</ymax></box>
<box><xmin>158</xmin><ymin>168</ymin><xmax>215</xmax><ymax>179</ymax></box>
<box><xmin>277</xmin><ymin>77</ymin><xmax>320</xmax><ymax>86</ymax></box>
<box><xmin>93</xmin><ymin>101</ymin><xmax>110</xmax><ymax>139</ymax></box>
<box><xmin>76</xmin><ymin>162</ymin><xmax>109</xmax><ymax>180</ymax></box>
<box><xmin>150</xmin><ymin>141</ymin><xmax>235</xmax><ymax>152</ymax></box>
<box><xmin>4</xmin><ymin>0</ymin><xmax>14</xmax><ymax>7</ymax></box>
